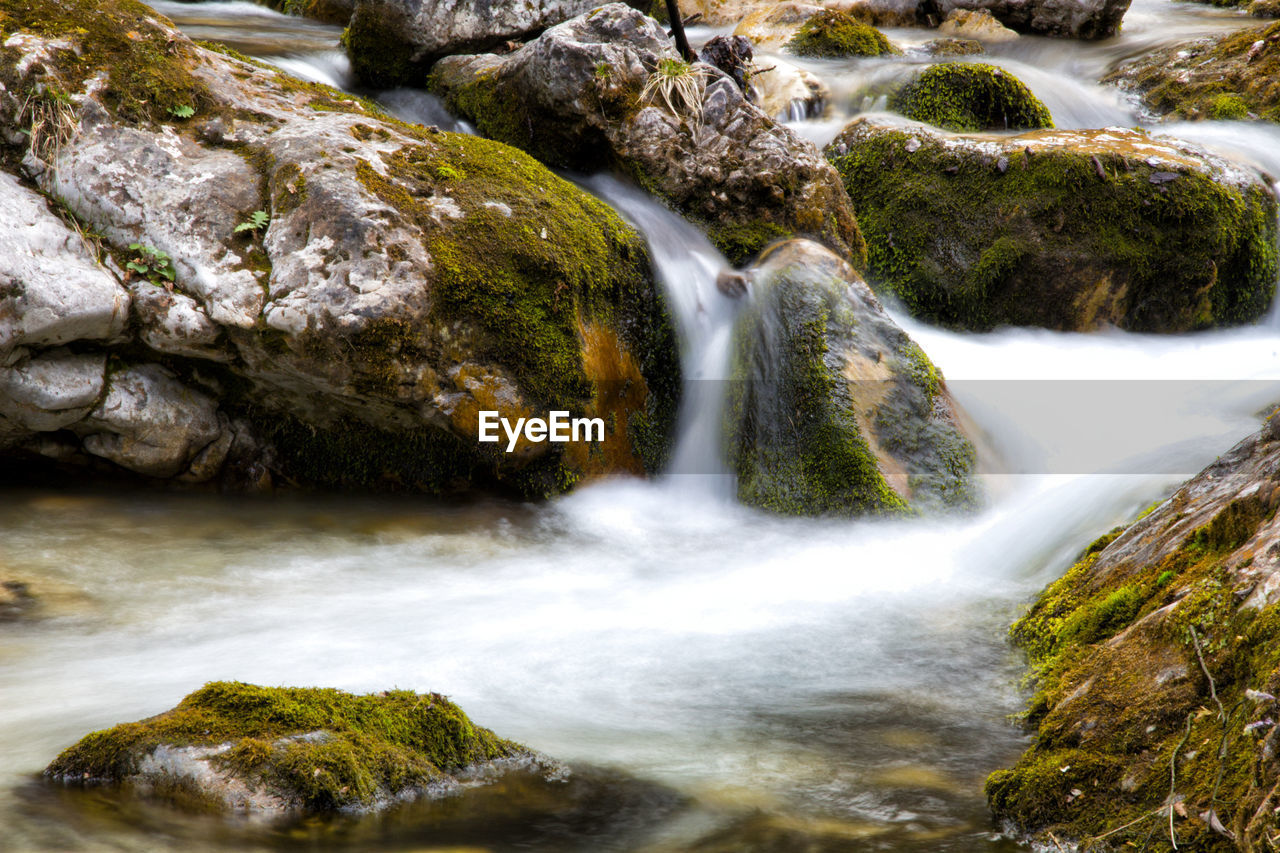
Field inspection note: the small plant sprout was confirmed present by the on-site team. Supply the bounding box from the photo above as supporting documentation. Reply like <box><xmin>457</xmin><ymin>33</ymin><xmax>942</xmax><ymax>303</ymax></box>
<box><xmin>235</xmin><ymin>210</ymin><xmax>270</xmax><ymax>234</ymax></box>
<box><xmin>169</xmin><ymin>104</ymin><xmax>195</xmax><ymax>119</ymax></box>
<box><xmin>594</xmin><ymin>61</ymin><xmax>611</xmax><ymax>80</ymax></box>
<box><xmin>640</xmin><ymin>58</ymin><xmax>707</xmax><ymax>127</ymax></box>
<box><xmin>126</xmin><ymin>243</ymin><xmax>176</xmax><ymax>289</ymax></box>
<box><xmin>435</xmin><ymin>165</ymin><xmax>464</xmax><ymax>180</ymax></box>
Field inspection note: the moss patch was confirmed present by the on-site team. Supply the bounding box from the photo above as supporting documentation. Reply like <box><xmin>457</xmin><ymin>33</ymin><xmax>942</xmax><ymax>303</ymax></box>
<box><xmin>47</xmin><ymin>682</ymin><xmax>524</xmax><ymax>812</ymax></box>
<box><xmin>1104</xmin><ymin>22</ymin><xmax>1280</xmax><ymax>123</ymax></box>
<box><xmin>343</xmin><ymin>3</ymin><xmax>421</xmax><ymax>88</ymax></box>
<box><xmin>825</xmin><ymin>125</ymin><xmax>1278</xmax><ymax>332</ymax></box>
<box><xmin>256</xmin><ymin>0</ymin><xmax>352</xmax><ymax>25</ymax></box>
<box><xmin>0</xmin><ymin>0</ymin><xmax>211</xmax><ymax>126</ymax></box>
<box><xmin>786</xmin><ymin>10</ymin><xmax>899</xmax><ymax>58</ymax></box>
<box><xmin>890</xmin><ymin>63</ymin><xmax>1053</xmax><ymax>132</ymax></box>
<box><xmin>990</xmin><ymin>491</ymin><xmax>1280</xmax><ymax>849</ymax></box>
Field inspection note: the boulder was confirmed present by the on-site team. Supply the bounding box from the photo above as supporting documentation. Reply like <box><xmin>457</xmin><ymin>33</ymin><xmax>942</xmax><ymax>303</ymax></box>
<box><xmin>0</xmin><ymin>172</ymin><xmax>129</xmax><ymax>356</ymax></box>
<box><xmin>344</xmin><ymin>0</ymin><xmax>602</xmax><ymax>87</ymax></box>
<box><xmin>0</xmin><ymin>0</ymin><xmax>679</xmax><ymax>495</ymax></box>
<box><xmin>785</xmin><ymin>10</ymin><xmax>900</xmax><ymax>57</ymax></box>
<box><xmin>920</xmin><ymin>37</ymin><xmax>985</xmax><ymax>56</ymax></box>
<box><xmin>988</xmin><ymin>411</ymin><xmax>1280</xmax><ymax>850</ymax></box>
<box><xmin>825</xmin><ymin>118</ymin><xmax>1278</xmax><ymax>332</ymax></box>
<box><xmin>725</xmin><ymin>239</ymin><xmax>976</xmax><ymax>517</ymax></box>
<box><xmin>885</xmin><ymin>61</ymin><xmax>1054</xmax><ymax>130</ymax></box>
<box><xmin>733</xmin><ymin>3</ymin><xmax>828</xmax><ymax>51</ymax></box>
<box><xmin>255</xmin><ymin>0</ymin><xmax>355</xmax><ymax>25</ymax></box>
<box><xmin>929</xmin><ymin>0</ymin><xmax>1131</xmax><ymax>38</ymax></box>
<box><xmin>46</xmin><ymin>681</ymin><xmax>555</xmax><ymax>815</ymax></box>
<box><xmin>1251</xmin><ymin>0</ymin><xmax>1280</xmax><ymax>16</ymax></box>
<box><xmin>1103</xmin><ymin>21</ymin><xmax>1280</xmax><ymax>123</ymax></box>
<box><xmin>429</xmin><ymin>4</ymin><xmax>865</xmax><ymax>266</ymax></box>
<box><xmin>888</xmin><ymin>62</ymin><xmax>1053</xmax><ymax>131</ymax></box>
<box><xmin>749</xmin><ymin>58</ymin><xmax>829</xmax><ymax>121</ymax></box>
<box><xmin>936</xmin><ymin>8</ymin><xmax>1018</xmax><ymax>41</ymax></box>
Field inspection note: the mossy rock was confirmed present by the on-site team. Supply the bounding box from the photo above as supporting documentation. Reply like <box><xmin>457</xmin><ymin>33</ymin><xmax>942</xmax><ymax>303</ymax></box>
<box><xmin>785</xmin><ymin>10</ymin><xmax>900</xmax><ymax>58</ymax></box>
<box><xmin>988</xmin><ymin>419</ymin><xmax>1280</xmax><ymax>850</ymax></box>
<box><xmin>889</xmin><ymin>63</ymin><xmax>1052</xmax><ymax>132</ymax></box>
<box><xmin>46</xmin><ymin>682</ymin><xmax>538</xmax><ymax>814</ymax></box>
<box><xmin>1103</xmin><ymin>21</ymin><xmax>1280</xmax><ymax>123</ymax></box>
<box><xmin>825</xmin><ymin>120</ymin><xmax>1278</xmax><ymax>332</ymax></box>
<box><xmin>257</xmin><ymin>0</ymin><xmax>354</xmax><ymax>25</ymax></box>
<box><xmin>725</xmin><ymin>240</ymin><xmax>975</xmax><ymax>517</ymax></box>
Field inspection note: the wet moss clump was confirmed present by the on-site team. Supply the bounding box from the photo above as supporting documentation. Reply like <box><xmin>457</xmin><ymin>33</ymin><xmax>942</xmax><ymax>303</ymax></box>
<box><xmin>988</xmin><ymin>487</ymin><xmax>1280</xmax><ymax>850</ymax></box>
<box><xmin>786</xmin><ymin>10</ymin><xmax>899</xmax><ymax>58</ymax></box>
<box><xmin>889</xmin><ymin>63</ymin><xmax>1053</xmax><ymax>132</ymax></box>
<box><xmin>825</xmin><ymin>125</ymin><xmax>1278</xmax><ymax>332</ymax></box>
<box><xmin>1104</xmin><ymin>21</ymin><xmax>1280</xmax><ymax>123</ymax></box>
<box><xmin>257</xmin><ymin>0</ymin><xmax>352</xmax><ymax>25</ymax></box>
<box><xmin>0</xmin><ymin>0</ymin><xmax>211</xmax><ymax>126</ymax></box>
<box><xmin>343</xmin><ymin>3</ymin><xmax>421</xmax><ymax>88</ymax></box>
<box><xmin>47</xmin><ymin>682</ymin><xmax>525</xmax><ymax>812</ymax></box>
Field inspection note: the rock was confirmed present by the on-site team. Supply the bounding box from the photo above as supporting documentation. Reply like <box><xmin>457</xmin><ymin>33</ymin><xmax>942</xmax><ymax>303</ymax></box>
<box><xmin>0</xmin><ymin>172</ymin><xmax>129</xmax><ymax>356</ymax></box>
<box><xmin>725</xmin><ymin>239</ymin><xmax>976</xmax><ymax>517</ymax></box>
<box><xmin>1251</xmin><ymin>0</ymin><xmax>1280</xmax><ymax>16</ymax></box>
<box><xmin>931</xmin><ymin>0</ymin><xmax>1131</xmax><ymax>38</ymax></box>
<box><xmin>255</xmin><ymin>0</ymin><xmax>355</xmax><ymax>25</ymax></box>
<box><xmin>0</xmin><ymin>349</ymin><xmax>106</xmax><ymax>432</ymax></box>
<box><xmin>825</xmin><ymin>118</ymin><xmax>1278</xmax><ymax>332</ymax></box>
<box><xmin>344</xmin><ymin>0</ymin><xmax>602</xmax><ymax>87</ymax></box>
<box><xmin>732</xmin><ymin>2</ymin><xmax>827</xmax><ymax>51</ymax></box>
<box><xmin>46</xmin><ymin>681</ymin><xmax>557</xmax><ymax>815</ymax></box>
<box><xmin>699</xmin><ymin>34</ymin><xmax>754</xmax><ymax>95</ymax></box>
<box><xmin>0</xmin><ymin>578</ymin><xmax>37</xmax><ymax>621</ymax></box>
<box><xmin>429</xmin><ymin>4</ymin><xmax>865</xmax><ymax>266</ymax></box>
<box><xmin>0</xmin><ymin>574</ymin><xmax>93</xmax><ymax>621</ymax></box>
<box><xmin>920</xmin><ymin>37</ymin><xmax>985</xmax><ymax>56</ymax></box>
<box><xmin>76</xmin><ymin>364</ymin><xmax>224</xmax><ymax>479</ymax></box>
<box><xmin>785</xmin><ymin>10</ymin><xmax>900</xmax><ymax>57</ymax></box>
<box><xmin>987</xmin><ymin>414</ymin><xmax>1280</xmax><ymax>850</ymax></box>
<box><xmin>0</xmin><ymin>0</ymin><xmax>679</xmax><ymax>496</ymax></box>
<box><xmin>1103</xmin><ymin>21</ymin><xmax>1280</xmax><ymax>123</ymax></box>
<box><xmin>936</xmin><ymin>8</ymin><xmax>1018</xmax><ymax>42</ymax></box>
<box><xmin>749</xmin><ymin>57</ymin><xmax>829</xmax><ymax>121</ymax></box>
<box><xmin>889</xmin><ymin>63</ymin><xmax>1053</xmax><ymax>131</ymax></box>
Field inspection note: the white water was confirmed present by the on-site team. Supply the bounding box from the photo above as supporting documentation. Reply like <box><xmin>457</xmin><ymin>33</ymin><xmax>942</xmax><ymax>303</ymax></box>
<box><xmin>5</xmin><ymin>1</ymin><xmax>1280</xmax><ymax>851</ymax></box>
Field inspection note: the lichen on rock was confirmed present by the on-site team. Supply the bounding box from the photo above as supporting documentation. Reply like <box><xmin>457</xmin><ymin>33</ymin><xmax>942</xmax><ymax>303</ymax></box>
<box><xmin>825</xmin><ymin>118</ymin><xmax>1278</xmax><ymax>332</ymax></box>
<box><xmin>46</xmin><ymin>682</ymin><xmax>547</xmax><ymax>815</ymax></box>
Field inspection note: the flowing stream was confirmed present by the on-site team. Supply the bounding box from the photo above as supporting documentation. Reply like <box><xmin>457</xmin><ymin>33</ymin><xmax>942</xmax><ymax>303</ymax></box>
<box><xmin>4</xmin><ymin>1</ymin><xmax>1280</xmax><ymax>850</ymax></box>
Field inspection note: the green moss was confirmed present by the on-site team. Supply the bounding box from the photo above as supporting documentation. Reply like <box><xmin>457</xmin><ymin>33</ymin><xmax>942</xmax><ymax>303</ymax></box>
<box><xmin>0</xmin><ymin>0</ymin><xmax>211</xmax><ymax>126</ymax></box>
<box><xmin>990</xmin><ymin>487</ymin><xmax>1280</xmax><ymax>848</ymax></box>
<box><xmin>727</xmin><ymin>271</ymin><xmax>909</xmax><ymax>517</ymax></box>
<box><xmin>46</xmin><ymin>682</ymin><xmax>522</xmax><ymax>811</ymax></box>
<box><xmin>709</xmin><ymin>220</ymin><xmax>792</xmax><ymax>266</ymax></box>
<box><xmin>1209</xmin><ymin>92</ymin><xmax>1250</xmax><ymax>120</ymax></box>
<box><xmin>343</xmin><ymin>4</ymin><xmax>420</xmax><ymax>88</ymax></box>
<box><xmin>1106</xmin><ymin>21</ymin><xmax>1280</xmax><ymax>123</ymax></box>
<box><xmin>255</xmin><ymin>0</ymin><xmax>352</xmax><ymax>25</ymax></box>
<box><xmin>787</xmin><ymin>10</ymin><xmax>899</xmax><ymax>58</ymax></box>
<box><xmin>889</xmin><ymin>63</ymin><xmax>1053</xmax><ymax>132</ymax></box>
<box><xmin>826</xmin><ymin>127</ymin><xmax>1278</xmax><ymax>331</ymax></box>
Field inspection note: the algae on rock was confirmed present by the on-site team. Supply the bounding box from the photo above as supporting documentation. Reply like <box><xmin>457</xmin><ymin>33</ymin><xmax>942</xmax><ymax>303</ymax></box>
<box><xmin>47</xmin><ymin>682</ymin><xmax>542</xmax><ymax>814</ymax></box>
<box><xmin>725</xmin><ymin>240</ymin><xmax>976</xmax><ymax>517</ymax></box>
<box><xmin>786</xmin><ymin>10</ymin><xmax>899</xmax><ymax>58</ymax></box>
<box><xmin>825</xmin><ymin>118</ymin><xmax>1278</xmax><ymax>332</ymax></box>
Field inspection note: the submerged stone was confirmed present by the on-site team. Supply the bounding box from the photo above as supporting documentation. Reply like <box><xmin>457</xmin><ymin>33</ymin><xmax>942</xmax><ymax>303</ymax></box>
<box><xmin>46</xmin><ymin>682</ymin><xmax>553</xmax><ymax>815</ymax></box>
<box><xmin>825</xmin><ymin>118</ymin><xmax>1278</xmax><ymax>332</ymax></box>
<box><xmin>725</xmin><ymin>239</ymin><xmax>976</xmax><ymax>517</ymax></box>
<box><xmin>989</xmin><ymin>411</ymin><xmax>1280</xmax><ymax>850</ymax></box>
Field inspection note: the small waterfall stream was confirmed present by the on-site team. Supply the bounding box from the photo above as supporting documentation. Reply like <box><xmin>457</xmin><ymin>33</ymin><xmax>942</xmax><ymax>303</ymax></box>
<box><xmin>4</xmin><ymin>1</ymin><xmax>1280</xmax><ymax>851</ymax></box>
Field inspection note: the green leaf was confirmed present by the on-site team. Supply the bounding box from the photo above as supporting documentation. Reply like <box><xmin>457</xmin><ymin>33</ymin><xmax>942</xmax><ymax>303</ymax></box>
<box><xmin>169</xmin><ymin>104</ymin><xmax>195</xmax><ymax>119</ymax></box>
<box><xmin>129</xmin><ymin>243</ymin><xmax>142</xmax><ymax>251</ymax></box>
<box><xmin>234</xmin><ymin>221</ymin><xmax>255</xmax><ymax>233</ymax></box>
<box><xmin>250</xmin><ymin>210</ymin><xmax>269</xmax><ymax>228</ymax></box>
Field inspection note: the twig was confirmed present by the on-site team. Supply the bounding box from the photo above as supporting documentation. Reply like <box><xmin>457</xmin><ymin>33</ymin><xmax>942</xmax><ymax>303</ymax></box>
<box><xmin>1189</xmin><ymin>625</ymin><xmax>1225</xmax><ymax>720</ymax></box>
